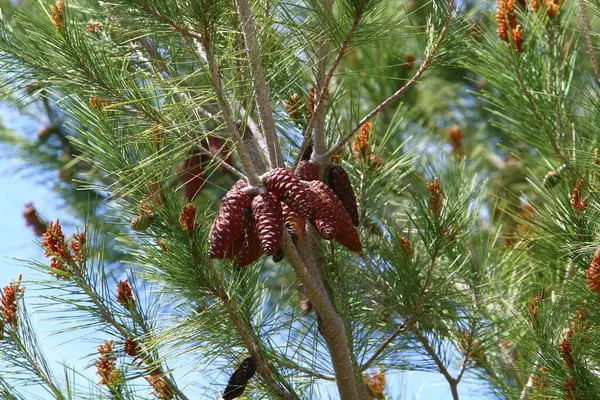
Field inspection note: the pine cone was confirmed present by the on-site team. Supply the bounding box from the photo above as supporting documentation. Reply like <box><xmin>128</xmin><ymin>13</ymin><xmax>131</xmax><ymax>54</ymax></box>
<box><xmin>209</xmin><ymin>187</ymin><xmax>252</xmax><ymax>259</ymax></box>
<box><xmin>309</xmin><ymin>181</ymin><xmax>338</xmax><ymax>240</ymax></box>
<box><xmin>265</xmin><ymin>168</ymin><xmax>313</xmax><ymax>219</ymax></box>
<box><xmin>130</xmin><ymin>214</ymin><xmax>154</xmax><ymax>232</ymax></box>
<box><xmin>296</xmin><ymin>160</ymin><xmax>319</xmax><ymax>181</ymax></box>
<box><xmin>282</xmin><ymin>203</ymin><xmax>305</xmax><ymax>243</ymax></box>
<box><xmin>327</xmin><ymin>165</ymin><xmax>359</xmax><ymax>226</ymax></box>
<box><xmin>236</xmin><ymin>218</ymin><xmax>262</xmax><ymax>268</ymax></box>
<box><xmin>178</xmin><ymin>151</ymin><xmax>207</xmax><ymax>201</ymax></box>
<box><xmin>314</xmin><ymin>181</ymin><xmax>362</xmax><ymax>252</ymax></box>
<box><xmin>223</xmin><ymin>357</ymin><xmax>257</xmax><ymax>400</ymax></box>
<box><xmin>232</xmin><ymin>178</ymin><xmax>248</xmax><ymax>190</ymax></box>
<box><xmin>252</xmin><ymin>193</ymin><xmax>283</xmax><ymax>255</ymax></box>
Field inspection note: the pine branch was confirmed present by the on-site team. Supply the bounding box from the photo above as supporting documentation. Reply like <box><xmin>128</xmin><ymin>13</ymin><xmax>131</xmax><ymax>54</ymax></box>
<box><xmin>292</xmin><ymin>11</ymin><xmax>362</xmax><ymax>172</ymax></box>
<box><xmin>132</xmin><ymin>0</ymin><xmax>204</xmax><ymax>42</ymax></box>
<box><xmin>576</xmin><ymin>0</ymin><xmax>600</xmax><ymax>83</ymax></box>
<box><xmin>199</xmin><ymin>40</ymin><xmax>263</xmax><ymax>183</ymax></box>
<box><xmin>357</xmin><ymin>323</ymin><xmax>408</xmax><ymax>373</ymax></box>
<box><xmin>206</xmin><ymin>261</ymin><xmax>295</xmax><ymax>399</ymax></box>
<box><xmin>134</xmin><ymin>37</ymin><xmax>247</xmax><ymax>180</ymax></box>
<box><xmin>323</xmin><ymin>1</ymin><xmax>455</xmax><ymax>160</ymax></box>
<box><xmin>283</xmin><ymin>235</ymin><xmax>361</xmax><ymax>400</ymax></box>
<box><xmin>222</xmin><ymin>295</ymin><xmax>295</xmax><ymax>399</ymax></box>
<box><xmin>234</xmin><ymin>0</ymin><xmax>284</xmax><ymax>169</ymax></box>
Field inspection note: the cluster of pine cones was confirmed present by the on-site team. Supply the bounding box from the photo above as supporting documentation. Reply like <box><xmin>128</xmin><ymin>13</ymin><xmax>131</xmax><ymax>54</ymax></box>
<box><xmin>209</xmin><ymin>161</ymin><xmax>362</xmax><ymax>267</ymax></box>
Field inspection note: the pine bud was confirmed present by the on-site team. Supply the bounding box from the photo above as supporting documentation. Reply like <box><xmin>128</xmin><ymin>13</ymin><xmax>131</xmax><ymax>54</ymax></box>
<box><xmin>50</xmin><ymin>0</ymin><xmax>65</xmax><ymax>30</ymax></box>
<box><xmin>252</xmin><ymin>193</ymin><xmax>283</xmax><ymax>255</ymax></box>
<box><xmin>426</xmin><ymin>177</ymin><xmax>442</xmax><ymax>217</ymax></box>
<box><xmin>116</xmin><ymin>279</ymin><xmax>135</xmax><ymax>308</ymax></box>
<box><xmin>123</xmin><ymin>337</ymin><xmax>138</xmax><ymax>357</ymax></box>
<box><xmin>282</xmin><ymin>203</ymin><xmax>305</xmax><ymax>243</ymax></box>
<box><xmin>309</xmin><ymin>181</ymin><xmax>338</xmax><ymax>240</ymax></box>
<box><xmin>130</xmin><ymin>214</ymin><xmax>154</xmax><ymax>232</ymax></box>
<box><xmin>296</xmin><ymin>160</ymin><xmax>319</xmax><ymax>181</ymax></box>
<box><xmin>327</xmin><ymin>165</ymin><xmax>359</xmax><ymax>226</ymax></box>
<box><xmin>179</xmin><ymin>203</ymin><xmax>197</xmax><ymax>231</ymax></box>
<box><xmin>571</xmin><ymin>178</ymin><xmax>588</xmax><ymax>211</ymax></box>
<box><xmin>209</xmin><ymin>186</ymin><xmax>252</xmax><ymax>259</ymax></box>
<box><xmin>496</xmin><ymin>0</ymin><xmax>524</xmax><ymax>53</ymax></box>
<box><xmin>37</xmin><ymin>125</ymin><xmax>57</xmax><ymax>143</ymax></box>
<box><xmin>586</xmin><ymin>249</ymin><xmax>600</xmax><ymax>295</ymax></box>
<box><xmin>223</xmin><ymin>357</ymin><xmax>257</xmax><ymax>400</ymax></box>
<box><xmin>265</xmin><ymin>168</ymin><xmax>313</xmax><ymax>219</ymax></box>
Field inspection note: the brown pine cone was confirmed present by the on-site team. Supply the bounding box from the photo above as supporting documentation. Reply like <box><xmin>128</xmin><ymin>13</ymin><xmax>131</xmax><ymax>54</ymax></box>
<box><xmin>335</xmin><ymin>222</ymin><xmax>362</xmax><ymax>252</ymax></box>
<box><xmin>296</xmin><ymin>160</ymin><xmax>319</xmax><ymax>181</ymax></box>
<box><xmin>327</xmin><ymin>164</ymin><xmax>359</xmax><ymax>226</ymax></box>
<box><xmin>282</xmin><ymin>203</ymin><xmax>305</xmax><ymax>243</ymax></box>
<box><xmin>178</xmin><ymin>151</ymin><xmax>208</xmax><ymax>201</ymax></box>
<box><xmin>236</xmin><ymin>219</ymin><xmax>262</xmax><ymax>268</ymax></box>
<box><xmin>314</xmin><ymin>181</ymin><xmax>362</xmax><ymax>252</ymax></box>
<box><xmin>309</xmin><ymin>181</ymin><xmax>338</xmax><ymax>240</ymax></box>
<box><xmin>265</xmin><ymin>168</ymin><xmax>313</xmax><ymax>219</ymax></box>
<box><xmin>223</xmin><ymin>357</ymin><xmax>257</xmax><ymax>400</ymax></box>
<box><xmin>252</xmin><ymin>192</ymin><xmax>283</xmax><ymax>255</ymax></box>
<box><xmin>209</xmin><ymin>186</ymin><xmax>252</xmax><ymax>259</ymax></box>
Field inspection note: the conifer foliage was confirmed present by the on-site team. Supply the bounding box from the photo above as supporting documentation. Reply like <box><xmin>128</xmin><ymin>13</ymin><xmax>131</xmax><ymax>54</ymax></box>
<box><xmin>1</xmin><ymin>0</ymin><xmax>600</xmax><ymax>399</ymax></box>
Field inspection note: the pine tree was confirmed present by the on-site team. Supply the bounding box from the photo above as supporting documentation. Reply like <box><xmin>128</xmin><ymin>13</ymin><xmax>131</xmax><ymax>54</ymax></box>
<box><xmin>1</xmin><ymin>0</ymin><xmax>600</xmax><ymax>399</ymax></box>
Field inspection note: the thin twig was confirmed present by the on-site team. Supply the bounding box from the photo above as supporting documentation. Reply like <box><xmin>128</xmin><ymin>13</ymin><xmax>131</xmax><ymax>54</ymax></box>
<box><xmin>235</xmin><ymin>0</ymin><xmax>283</xmax><ymax>168</ymax></box>
<box><xmin>323</xmin><ymin>2</ymin><xmax>455</xmax><ymax>161</ymax></box>
<box><xmin>415</xmin><ymin>331</ymin><xmax>459</xmax><ymax>400</ymax></box>
<box><xmin>576</xmin><ymin>0</ymin><xmax>600</xmax><ymax>83</ymax></box>
<box><xmin>197</xmin><ymin>145</ymin><xmax>247</xmax><ymax>180</ymax></box>
<box><xmin>292</xmin><ymin>12</ymin><xmax>362</xmax><ymax>172</ymax></box>
<box><xmin>358</xmin><ymin>324</ymin><xmax>408</xmax><ymax>373</ymax></box>
<box><xmin>277</xmin><ymin>359</ymin><xmax>336</xmax><ymax>381</ymax></box>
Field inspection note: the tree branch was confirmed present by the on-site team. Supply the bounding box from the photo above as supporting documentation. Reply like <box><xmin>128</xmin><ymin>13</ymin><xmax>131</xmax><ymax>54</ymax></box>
<box><xmin>199</xmin><ymin>42</ymin><xmax>263</xmax><ymax>184</ymax></box>
<box><xmin>323</xmin><ymin>3</ymin><xmax>454</xmax><ymax>160</ymax></box>
<box><xmin>576</xmin><ymin>0</ymin><xmax>600</xmax><ymax>83</ymax></box>
<box><xmin>234</xmin><ymin>0</ymin><xmax>283</xmax><ymax>169</ymax></box>
<box><xmin>283</xmin><ymin>235</ymin><xmax>360</xmax><ymax>400</ymax></box>
<box><xmin>134</xmin><ymin>38</ymin><xmax>247</xmax><ymax>181</ymax></box>
<box><xmin>312</xmin><ymin>0</ymin><xmax>334</xmax><ymax>162</ymax></box>
<box><xmin>292</xmin><ymin>11</ymin><xmax>362</xmax><ymax>172</ymax></box>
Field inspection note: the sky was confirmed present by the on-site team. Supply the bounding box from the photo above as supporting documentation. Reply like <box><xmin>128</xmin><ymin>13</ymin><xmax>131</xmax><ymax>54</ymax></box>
<box><xmin>0</xmin><ymin>106</ymin><xmax>497</xmax><ymax>399</ymax></box>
